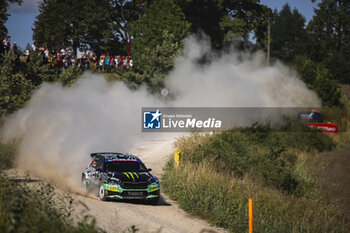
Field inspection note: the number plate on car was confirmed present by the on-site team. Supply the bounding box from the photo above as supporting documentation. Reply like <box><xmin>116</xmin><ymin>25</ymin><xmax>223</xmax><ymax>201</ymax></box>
<box><xmin>128</xmin><ymin>191</ymin><xmax>144</xmax><ymax>197</ymax></box>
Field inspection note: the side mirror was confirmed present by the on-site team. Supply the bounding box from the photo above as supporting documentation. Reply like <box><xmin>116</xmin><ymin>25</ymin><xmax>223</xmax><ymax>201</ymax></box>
<box><xmin>148</xmin><ymin>168</ymin><xmax>152</xmax><ymax>171</ymax></box>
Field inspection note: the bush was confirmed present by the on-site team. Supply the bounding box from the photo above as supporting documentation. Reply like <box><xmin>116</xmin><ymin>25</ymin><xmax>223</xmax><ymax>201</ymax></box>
<box><xmin>163</xmin><ymin>123</ymin><xmax>348</xmax><ymax>232</ymax></box>
<box><xmin>293</xmin><ymin>55</ymin><xmax>341</xmax><ymax>106</ymax></box>
<box><xmin>24</xmin><ymin>52</ymin><xmax>59</xmax><ymax>85</ymax></box>
<box><xmin>0</xmin><ymin>55</ymin><xmax>34</xmax><ymax>116</ymax></box>
<box><xmin>59</xmin><ymin>66</ymin><xmax>82</xmax><ymax>87</ymax></box>
<box><xmin>0</xmin><ymin>140</ymin><xmax>19</xmax><ymax>170</ymax></box>
<box><xmin>0</xmin><ymin>172</ymin><xmax>102</xmax><ymax>233</ymax></box>
<box><xmin>0</xmin><ymin>51</ymin><xmax>84</xmax><ymax>119</ymax></box>
<box><xmin>174</xmin><ymin>124</ymin><xmax>335</xmax><ymax>194</ymax></box>
<box><xmin>163</xmin><ymin>161</ymin><xmax>349</xmax><ymax>233</ymax></box>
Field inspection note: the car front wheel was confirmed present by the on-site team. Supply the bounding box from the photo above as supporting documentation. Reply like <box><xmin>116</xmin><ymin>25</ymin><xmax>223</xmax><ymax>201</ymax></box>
<box><xmin>82</xmin><ymin>177</ymin><xmax>88</xmax><ymax>191</ymax></box>
<box><xmin>98</xmin><ymin>183</ymin><xmax>107</xmax><ymax>201</ymax></box>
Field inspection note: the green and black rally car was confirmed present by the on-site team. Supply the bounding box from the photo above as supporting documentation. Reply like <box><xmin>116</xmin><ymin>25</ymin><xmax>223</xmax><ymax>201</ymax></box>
<box><xmin>82</xmin><ymin>152</ymin><xmax>160</xmax><ymax>204</ymax></box>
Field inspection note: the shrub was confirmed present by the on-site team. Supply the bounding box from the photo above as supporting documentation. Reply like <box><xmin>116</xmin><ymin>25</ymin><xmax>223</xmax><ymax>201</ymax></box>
<box><xmin>59</xmin><ymin>66</ymin><xmax>82</xmax><ymax>87</ymax></box>
<box><xmin>0</xmin><ymin>172</ymin><xmax>102</xmax><ymax>233</ymax></box>
<box><xmin>163</xmin><ymin>161</ymin><xmax>349</xmax><ymax>233</ymax></box>
<box><xmin>0</xmin><ymin>140</ymin><xmax>19</xmax><ymax>170</ymax></box>
<box><xmin>293</xmin><ymin>55</ymin><xmax>341</xmax><ymax>106</ymax></box>
<box><xmin>163</xmin><ymin>123</ymin><xmax>348</xmax><ymax>232</ymax></box>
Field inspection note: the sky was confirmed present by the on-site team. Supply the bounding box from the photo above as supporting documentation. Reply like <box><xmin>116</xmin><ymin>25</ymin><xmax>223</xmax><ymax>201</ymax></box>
<box><xmin>5</xmin><ymin>0</ymin><xmax>321</xmax><ymax>50</ymax></box>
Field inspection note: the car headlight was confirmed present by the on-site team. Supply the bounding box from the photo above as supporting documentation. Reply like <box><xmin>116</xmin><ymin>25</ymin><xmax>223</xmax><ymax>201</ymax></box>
<box><xmin>149</xmin><ymin>176</ymin><xmax>159</xmax><ymax>186</ymax></box>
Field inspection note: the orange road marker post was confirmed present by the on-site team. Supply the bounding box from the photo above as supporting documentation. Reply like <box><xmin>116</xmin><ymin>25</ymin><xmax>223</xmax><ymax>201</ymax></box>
<box><xmin>249</xmin><ymin>198</ymin><xmax>253</xmax><ymax>233</ymax></box>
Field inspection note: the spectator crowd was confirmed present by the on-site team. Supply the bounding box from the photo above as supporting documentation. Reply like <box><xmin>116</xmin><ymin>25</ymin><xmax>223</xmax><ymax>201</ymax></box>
<box><xmin>2</xmin><ymin>36</ymin><xmax>133</xmax><ymax>73</ymax></box>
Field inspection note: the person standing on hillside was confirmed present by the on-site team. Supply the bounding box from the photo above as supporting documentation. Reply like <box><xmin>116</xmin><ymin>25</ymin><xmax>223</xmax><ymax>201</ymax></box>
<box><xmin>11</xmin><ymin>42</ymin><xmax>19</xmax><ymax>64</ymax></box>
<box><xmin>24</xmin><ymin>42</ymin><xmax>30</xmax><ymax>55</ymax></box>
<box><xmin>11</xmin><ymin>42</ymin><xmax>18</xmax><ymax>55</ymax></box>
<box><xmin>31</xmin><ymin>41</ymin><xmax>37</xmax><ymax>52</ymax></box>
<box><xmin>2</xmin><ymin>36</ymin><xmax>10</xmax><ymax>52</ymax></box>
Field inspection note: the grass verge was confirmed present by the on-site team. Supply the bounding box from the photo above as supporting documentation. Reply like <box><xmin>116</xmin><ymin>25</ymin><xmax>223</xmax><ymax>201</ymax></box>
<box><xmin>0</xmin><ymin>171</ymin><xmax>102</xmax><ymax>233</ymax></box>
<box><xmin>162</xmin><ymin>123</ymin><xmax>350</xmax><ymax>233</ymax></box>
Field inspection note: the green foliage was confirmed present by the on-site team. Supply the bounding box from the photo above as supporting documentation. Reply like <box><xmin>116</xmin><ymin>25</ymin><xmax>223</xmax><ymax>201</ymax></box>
<box><xmin>24</xmin><ymin>52</ymin><xmax>58</xmax><ymax>85</ymax></box>
<box><xmin>0</xmin><ymin>52</ymin><xmax>34</xmax><ymax>116</ymax></box>
<box><xmin>175</xmin><ymin>124</ymin><xmax>334</xmax><ymax>194</ymax></box>
<box><xmin>163</xmin><ymin>162</ymin><xmax>349</xmax><ymax>233</ymax></box>
<box><xmin>33</xmin><ymin>0</ymin><xmax>147</xmax><ymax>55</ymax></box>
<box><xmin>163</xmin><ymin>123</ymin><xmax>348</xmax><ymax>232</ymax></box>
<box><xmin>59</xmin><ymin>66</ymin><xmax>82</xmax><ymax>87</ymax></box>
<box><xmin>0</xmin><ymin>172</ymin><xmax>102</xmax><ymax>233</ymax></box>
<box><xmin>270</xmin><ymin>4</ymin><xmax>307</xmax><ymax>63</ymax></box>
<box><xmin>307</xmin><ymin>0</ymin><xmax>350</xmax><ymax>83</ymax></box>
<box><xmin>125</xmin><ymin>31</ymin><xmax>184</xmax><ymax>91</ymax></box>
<box><xmin>293</xmin><ymin>55</ymin><xmax>341</xmax><ymax>106</ymax></box>
<box><xmin>126</xmin><ymin>0</ymin><xmax>190</xmax><ymax>91</ymax></box>
<box><xmin>0</xmin><ymin>0</ymin><xmax>22</xmax><ymax>44</ymax></box>
<box><xmin>0</xmin><ymin>140</ymin><xmax>19</xmax><ymax>170</ymax></box>
<box><xmin>33</xmin><ymin>0</ymin><xmax>113</xmax><ymax>55</ymax></box>
<box><xmin>131</xmin><ymin>0</ymin><xmax>190</xmax><ymax>51</ymax></box>
<box><xmin>175</xmin><ymin>0</ymin><xmax>271</xmax><ymax>49</ymax></box>
<box><xmin>0</xmin><ymin>51</ymin><xmax>81</xmax><ymax>119</ymax></box>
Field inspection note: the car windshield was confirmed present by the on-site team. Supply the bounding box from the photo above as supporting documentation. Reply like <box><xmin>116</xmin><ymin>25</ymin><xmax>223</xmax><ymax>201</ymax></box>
<box><xmin>105</xmin><ymin>161</ymin><xmax>148</xmax><ymax>172</ymax></box>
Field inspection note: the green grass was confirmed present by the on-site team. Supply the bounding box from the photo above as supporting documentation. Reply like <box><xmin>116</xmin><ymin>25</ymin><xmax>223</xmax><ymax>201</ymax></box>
<box><xmin>163</xmin><ymin>161</ymin><xmax>348</xmax><ymax>233</ymax></box>
<box><xmin>0</xmin><ymin>172</ymin><xmax>102</xmax><ymax>233</ymax></box>
<box><xmin>0</xmin><ymin>140</ymin><xmax>102</xmax><ymax>233</ymax></box>
<box><xmin>162</xmin><ymin>122</ymin><xmax>350</xmax><ymax>233</ymax></box>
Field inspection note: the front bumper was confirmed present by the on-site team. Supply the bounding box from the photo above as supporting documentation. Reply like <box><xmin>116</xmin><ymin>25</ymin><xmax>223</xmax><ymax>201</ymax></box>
<box><xmin>103</xmin><ymin>183</ymin><xmax>160</xmax><ymax>200</ymax></box>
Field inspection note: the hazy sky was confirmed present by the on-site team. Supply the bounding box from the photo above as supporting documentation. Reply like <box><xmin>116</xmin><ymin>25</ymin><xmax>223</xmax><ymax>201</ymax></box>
<box><xmin>5</xmin><ymin>0</ymin><xmax>320</xmax><ymax>49</ymax></box>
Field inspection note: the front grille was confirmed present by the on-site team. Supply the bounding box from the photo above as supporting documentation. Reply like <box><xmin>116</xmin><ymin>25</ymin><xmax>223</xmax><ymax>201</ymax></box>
<box><xmin>121</xmin><ymin>191</ymin><xmax>147</xmax><ymax>198</ymax></box>
<box><xmin>121</xmin><ymin>182</ymin><xmax>148</xmax><ymax>189</ymax></box>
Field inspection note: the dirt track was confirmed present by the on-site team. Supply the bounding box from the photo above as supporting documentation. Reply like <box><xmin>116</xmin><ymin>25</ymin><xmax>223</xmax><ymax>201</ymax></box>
<box><xmin>72</xmin><ymin>135</ymin><xmax>227</xmax><ymax>233</ymax></box>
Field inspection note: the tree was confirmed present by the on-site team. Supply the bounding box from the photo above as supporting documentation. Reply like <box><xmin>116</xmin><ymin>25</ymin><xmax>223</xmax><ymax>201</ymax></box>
<box><xmin>307</xmin><ymin>0</ymin><xmax>350</xmax><ymax>83</ymax></box>
<box><xmin>221</xmin><ymin>0</ymin><xmax>272</xmax><ymax>50</ymax></box>
<box><xmin>33</xmin><ymin>0</ymin><xmax>150</xmax><ymax>56</ymax></box>
<box><xmin>270</xmin><ymin>4</ymin><xmax>307</xmax><ymax>63</ymax></box>
<box><xmin>107</xmin><ymin>0</ymin><xmax>151</xmax><ymax>55</ymax></box>
<box><xmin>0</xmin><ymin>0</ymin><xmax>22</xmax><ymax>54</ymax></box>
<box><xmin>175</xmin><ymin>0</ymin><xmax>225</xmax><ymax>49</ymax></box>
<box><xmin>33</xmin><ymin>0</ymin><xmax>113</xmax><ymax>55</ymax></box>
<box><xmin>175</xmin><ymin>0</ymin><xmax>271</xmax><ymax>49</ymax></box>
<box><xmin>126</xmin><ymin>0</ymin><xmax>191</xmax><ymax>91</ymax></box>
<box><xmin>0</xmin><ymin>52</ymin><xmax>34</xmax><ymax>116</ymax></box>
<box><xmin>293</xmin><ymin>55</ymin><xmax>340</xmax><ymax>106</ymax></box>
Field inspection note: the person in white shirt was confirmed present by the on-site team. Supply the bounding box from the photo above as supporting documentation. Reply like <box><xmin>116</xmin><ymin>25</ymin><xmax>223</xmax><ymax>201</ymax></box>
<box><xmin>2</xmin><ymin>36</ymin><xmax>10</xmax><ymax>52</ymax></box>
<box><xmin>31</xmin><ymin>42</ymin><xmax>37</xmax><ymax>51</ymax></box>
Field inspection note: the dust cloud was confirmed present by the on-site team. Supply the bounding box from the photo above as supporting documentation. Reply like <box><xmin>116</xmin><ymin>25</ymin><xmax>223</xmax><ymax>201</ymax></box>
<box><xmin>0</xmin><ymin>34</ymin><xmax>320</xmax><ymax>190</ymax></box>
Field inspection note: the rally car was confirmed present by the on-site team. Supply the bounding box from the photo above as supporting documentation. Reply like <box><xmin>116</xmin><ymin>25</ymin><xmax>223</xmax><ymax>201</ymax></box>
<box><xmin>82</xmin><ymin>152</ymin><xmax>160</xmax><ymax>204</ymax></box>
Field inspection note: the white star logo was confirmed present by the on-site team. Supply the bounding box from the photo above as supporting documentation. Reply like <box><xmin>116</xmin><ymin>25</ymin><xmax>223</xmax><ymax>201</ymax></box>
<box><xmin>151</xmin><ymin>109</ymin><xmax>161</xmax><ymax>122</ymax></box>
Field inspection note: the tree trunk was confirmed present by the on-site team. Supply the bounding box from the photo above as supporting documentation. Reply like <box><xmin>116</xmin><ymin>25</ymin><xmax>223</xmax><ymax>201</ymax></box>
<box><xmin>73</xmin><ymin>40</ymin><xmax>78</xmax><ymax>56</ymax></box>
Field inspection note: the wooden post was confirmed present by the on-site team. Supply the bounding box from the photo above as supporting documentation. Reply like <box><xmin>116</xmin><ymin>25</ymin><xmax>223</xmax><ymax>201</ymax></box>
<box><xmin>267</xmin><ymin>19</ymin><xmax>271</xmax><ymax>66</ymax></box>
<box><xmin>249</xmin><ymin>198</ymin><xmax>253</xmax><ymax>233</ymax></box>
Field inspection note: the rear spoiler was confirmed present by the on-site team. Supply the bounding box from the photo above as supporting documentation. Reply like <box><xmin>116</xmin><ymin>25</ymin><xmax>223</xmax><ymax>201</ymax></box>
<box><xmin>90</xmin><ymin>152</ymin><xmax>124</xmax><ymax>158</ymax></box>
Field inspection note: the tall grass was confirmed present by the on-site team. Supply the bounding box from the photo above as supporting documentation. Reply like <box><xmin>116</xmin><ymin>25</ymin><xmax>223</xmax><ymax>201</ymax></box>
<box><xmin>0</xmin><ymin>140</ymin><xmax>102</xmax><ymax>233</ymax></box>
<box><xmin>162</xmin><ymin>123</ymin><xmax>349</xmax><ymax>233</ymax></box>
<box><xmin>0</xmin><ymin>172</ymin><xmax>102</xmax><ymax>233</ymax></box>
<box><xmin>173</xmin><ymin>124</ymin><xmax>335</xmax><ymax>195</ymax></box>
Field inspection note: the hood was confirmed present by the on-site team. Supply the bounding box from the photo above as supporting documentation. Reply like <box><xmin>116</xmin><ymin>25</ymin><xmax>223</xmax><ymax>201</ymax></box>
<box><xmin>106</xmin><ymin>171</ymin><xmax>153</xmax><ymax>182</ymax></box>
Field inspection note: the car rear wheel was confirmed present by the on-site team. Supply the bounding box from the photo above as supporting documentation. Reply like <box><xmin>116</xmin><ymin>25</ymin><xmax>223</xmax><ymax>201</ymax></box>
<box><xmin>98</xmin><ymin>183</ymin><xmax>107</xmax><ymax>201</ymax></box>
